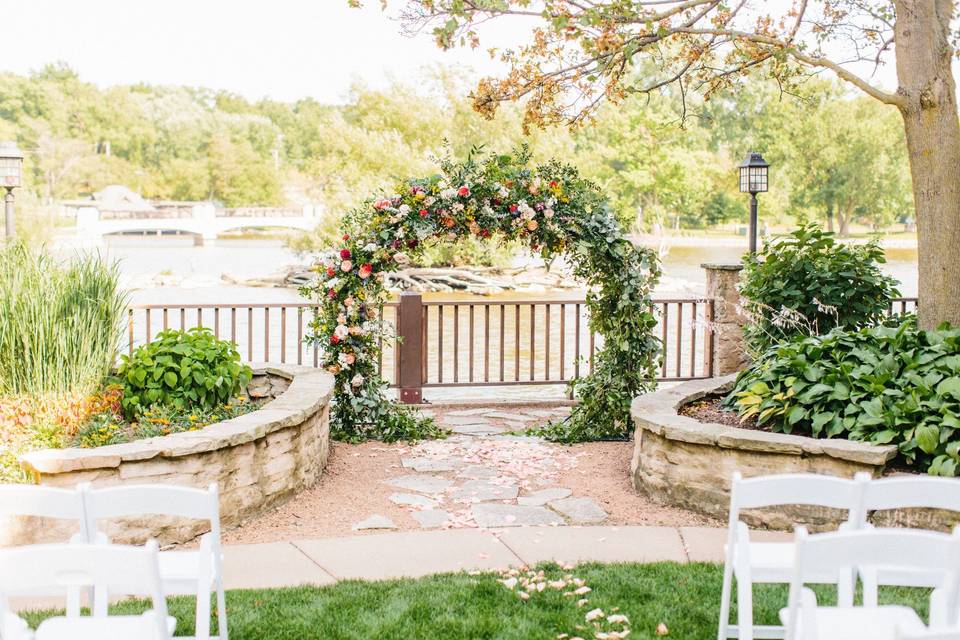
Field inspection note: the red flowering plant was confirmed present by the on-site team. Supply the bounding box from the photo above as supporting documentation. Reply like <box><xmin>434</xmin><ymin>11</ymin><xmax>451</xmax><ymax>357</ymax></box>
<box><xmin>302</xmin><ymin>147</ymin><xmax>661</xmax><ymax>442</ymax></box>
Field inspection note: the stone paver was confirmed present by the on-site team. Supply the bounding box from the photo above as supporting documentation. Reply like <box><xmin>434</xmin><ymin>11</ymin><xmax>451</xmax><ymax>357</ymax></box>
<box><xmin>451</xmin><ymin>479</ymin><xmax>519</xmax><ymax>503</ymax></box>
<box><xmin>223</xmin><ymin>542</ymin><xmax>337</xmax><ymax>588</ymax></box>
<box><xmin>457</xmin><ymin>465</ymin><xmax>499</xmax><ymax>480</ymax></box>
<box><xmin>548</xmin><ymin>496</ymin><xmax>608</xmax><ymax>523</ymax></box>
<box><xmin>402</xmin><ymin>457</ymin><xmax>462</xmax><ymax>472</ymax></box>
<box><xmin>493</xmin><ymin>526</ymin><xmax>688</xmax><ymax>565</ymax></box>
<box><xmin>412</xmin><ymin>509</ymin><xmax>451</xmax><ymax>529</ymax></box>
<box><xmin>352</xmin><ymin>515</ymin><xmax>398</xmax><ymax>531</ymax></box>
<box><xmin>443</xmin><ymin>415</ymin><xmax>493</xmax><ymax>426</ymax></box>
<box><xmin>446</xmin><ymin>408</ymin><xmax>496</xmax><ymax>416</ymax></box>
<box><xmin>471</xmin><ymin>503</ymin><xmax>564</xmax><ymax>528</ymax></box>
<box><xmin>484</xmin><ymin>411</ymin><xmax>536</xmax><ymax>421</ymax></box>
<box><xmin>294</xmin><ymin>529</ymin><xmax>522</xmax><ymax>580</ymax></box>
<box><xmin>389</xmin><ymin>493</ymin><xmax>438</xmax><ymax>508</ymax></box>
<box><xmin>518</xmin><ymin>487</ymin><xmax>572</xmax><ymax>506</ymax></box>
<box><xmin>386</xmin><ymin>475</ymin><xmax>452</xmax><ymax>493</ymax></box>
<box><xmin>449</xmin><ymin>424</ymin><xmax>505</xmax><ymax>436</ymax></box>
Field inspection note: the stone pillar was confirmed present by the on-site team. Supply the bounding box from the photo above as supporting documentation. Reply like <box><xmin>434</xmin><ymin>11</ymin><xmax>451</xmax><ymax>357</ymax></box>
<box><xmin>703</xmin><ymin>263</ymin><xmax>749</xmax><ymax>375</ymax></box>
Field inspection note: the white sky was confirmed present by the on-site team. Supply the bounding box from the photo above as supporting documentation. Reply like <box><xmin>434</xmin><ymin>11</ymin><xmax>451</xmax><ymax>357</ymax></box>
<box><xmin>0</xmin><ymin>0</ymin><xmax>898</xmax><ymax>103</ymax></box>
<box><xmin>0</xmin><ymin>0</ymin><xmax>525</xmax><ymax>103</ymax></box>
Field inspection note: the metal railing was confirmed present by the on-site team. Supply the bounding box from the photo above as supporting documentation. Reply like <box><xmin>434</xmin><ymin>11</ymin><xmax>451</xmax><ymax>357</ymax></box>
<box><xmin>126</xmin><ymin>295</ymin><xmax>716</xmax><ymax>401</ymax></box>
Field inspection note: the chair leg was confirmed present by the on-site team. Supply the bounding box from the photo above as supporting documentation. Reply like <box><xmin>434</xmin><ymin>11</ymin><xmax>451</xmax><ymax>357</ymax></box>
<box><xmin>215</xmin><ymin>577</ymin><xmax>228</xmax><ymax>640</ymax></box>
<box><xmin>737</xmin><ymin>576</ymin><xmax>755</xmax><ymax>640</ymax></box>
<box><xmin>194</xmin><ymin>589</ymin><xmax>211</xmax><ymax>640</ymax></box>
<box><xmin>718</xmin><ymin>564</ymin><xmax>734</xmax><ymax>640</ymax></box>
<box><xmin>862</xmin><ymin>571</ymin><xmax>879</xmax><ymax>608</ymax></box>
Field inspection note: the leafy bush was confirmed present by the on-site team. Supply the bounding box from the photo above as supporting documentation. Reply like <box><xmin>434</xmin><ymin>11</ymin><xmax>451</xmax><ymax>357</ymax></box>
<box><xmin>739</xmin><ymin>224</ymin><xmax>899</xmax><ymax>353</ymax></box>
<box><xmin>118</xmin><ymin>328</ymin><xmax>252</xmax><ymax>418</ymax></box>
<box><xmin>0</xmin><ymin>243</ymin><xmax>126</xmax><ymax>396</ymax></box>
<box><xmin>725</xmin><ymin>319</ymin><xmax>960</xmax><ymax>476</ymax></box>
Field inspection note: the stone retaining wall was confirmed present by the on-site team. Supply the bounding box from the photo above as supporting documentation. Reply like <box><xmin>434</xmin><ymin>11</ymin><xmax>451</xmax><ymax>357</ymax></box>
<box><xmin>631</xmin><ymin>376</ymin><xmax>901</xmax><ymax>530</ymax></box>
<box><xmin>4</xmin><ymin>365</ymin><xmax>334</xmax><ymax>546</ymax></box>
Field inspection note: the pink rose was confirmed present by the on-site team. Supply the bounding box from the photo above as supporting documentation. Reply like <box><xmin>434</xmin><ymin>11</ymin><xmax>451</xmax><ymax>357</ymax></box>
<box><xmin>359</xmin><ymin>263</ymin><xmax>373</xmax><ymax>279</ymax></box>
<box><xmin>344</xmin><ymin>353</ymin><xmax>356</xmax><ymax>365</ymax></box>
<box><xmin>340</xmin><ymin>260</ymin><xmax>353</xmax><ymax>272</ymax></box>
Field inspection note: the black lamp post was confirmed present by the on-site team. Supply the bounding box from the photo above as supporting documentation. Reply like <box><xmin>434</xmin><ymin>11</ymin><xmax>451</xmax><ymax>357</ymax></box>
<box><xmin>739</xmin><ymin>151</ymin><xmax>769</xmax><ymax>254</ymax></box>
<box><xmin>0</xmin><ymin>141</ymin><xmax>24</xmax><ymax>243</ymax></box>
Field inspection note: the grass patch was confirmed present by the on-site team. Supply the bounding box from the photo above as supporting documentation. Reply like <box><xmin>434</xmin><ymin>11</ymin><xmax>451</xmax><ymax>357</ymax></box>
<box><xmin>19</xmin><ymin>562</ymin><xmax>931</xmax><ymax>639</ymax></box>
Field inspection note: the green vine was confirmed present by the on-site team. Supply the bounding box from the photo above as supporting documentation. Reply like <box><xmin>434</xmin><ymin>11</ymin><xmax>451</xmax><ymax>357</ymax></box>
<box><xmin>302</xmin><ymin>147</ymin><xmax>661</xmax><ymax>442</ymax></box>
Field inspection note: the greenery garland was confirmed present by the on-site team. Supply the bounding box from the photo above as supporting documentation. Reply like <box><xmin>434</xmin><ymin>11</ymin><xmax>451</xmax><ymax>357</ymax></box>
<box><xmin>302</xmin><ymin>148</ymin><xmax>661</xmax><ymax>443</ymax></box>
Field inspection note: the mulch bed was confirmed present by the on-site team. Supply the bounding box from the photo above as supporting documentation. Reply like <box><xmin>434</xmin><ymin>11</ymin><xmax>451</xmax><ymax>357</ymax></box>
<box><xmin>677</xmin><ymin>394</ymin><xmax>769</xmax><ymax>431</ymax></box>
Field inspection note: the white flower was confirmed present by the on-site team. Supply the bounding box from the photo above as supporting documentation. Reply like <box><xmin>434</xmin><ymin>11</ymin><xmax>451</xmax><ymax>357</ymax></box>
<box><xmin>452</xmin><ymin>202</ymin><xmax>464</xmax><ymax>212</ymax></box>
<box><xmin>440</xmin><ymin>187</ymin><xmax>458</xmax><ymax>200</ymax></box>
<box><xmin>545</xmin><ymin>208</ymin><xmax>555</xmax><ymax>219</ymax></box>
<box><xmin>334</xmin><ymin>324</ymin><xmax>349</xmax><ymax>340</ymax></box>
<box><xmin>337</xmin><ymin>352</ymin><xmax>352</xmax><ymax>368</ymax></box>
<box><xmin>364</xmin><ymin>243</ymin><xmax>378</xmax><ymax>252</ymax></box>
<box><xmin>399</xmin><ymin>204</ymin><xmax>411</xmax><ymax>214</ymax></box>
<box><xmin>393</xmin><ymin>252</ymin><xmax>410</xmax><ymax>266</ymax></box>
<box><xmin>498</xmin><ymin>185</ymin><xmax>510</xmax><ymax>198</ymax></box>
<box><xmin>327</xmin><ymin>277</ymin><xmax>340</xmax><ymax>289</ymax></box>
<box><xmin>351</xmin><ymin>374</ymin><xmax>364</xmax><ymax>387</ymax></box>
<box><xmin>482</xmin><ymin>205</ymin><xmax>494</xmax><ymax>216</ymax></box>
<box><xmin>518</xmin><ymin>200</ymin><xmax>536</xmax><ymax>219</ymax></box>
<box><xmin>424</xmin><ymin>196</ymin><xmax>436</xmax><ymax>205</ymax></box>
<box><xmin>585</xmin><ymin>608</ymin><xmax>604</xmax><ymax>622</ymax></box>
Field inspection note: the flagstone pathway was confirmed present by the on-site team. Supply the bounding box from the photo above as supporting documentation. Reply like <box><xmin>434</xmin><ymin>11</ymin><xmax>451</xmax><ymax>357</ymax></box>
<box><xmin>352</xmin><ymin>405</ymin><xmax>613</xmax><ymax>531</ymax></box>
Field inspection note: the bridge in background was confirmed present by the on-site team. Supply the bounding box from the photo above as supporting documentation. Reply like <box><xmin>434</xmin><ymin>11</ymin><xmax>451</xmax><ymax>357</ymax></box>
<box><xmin>65</xmin><ymin>202</ymin><xmax>322</xmax><ymax>245</ymax></box>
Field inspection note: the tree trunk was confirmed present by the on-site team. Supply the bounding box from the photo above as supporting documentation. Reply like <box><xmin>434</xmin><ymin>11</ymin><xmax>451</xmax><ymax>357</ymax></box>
<box><xmin>826</xmin><ymin>203</ymin><xmax>835</xmax><ymax>233</ymax></box>
<box><xmin>895</xmin><ymin>0</ymin><xmax>960</xmax><ymax>330</ymax></box>
<box><xmin>837</xmin><ymin>211</ymin><xmax>850</xmax><ymax>238</ymax></box>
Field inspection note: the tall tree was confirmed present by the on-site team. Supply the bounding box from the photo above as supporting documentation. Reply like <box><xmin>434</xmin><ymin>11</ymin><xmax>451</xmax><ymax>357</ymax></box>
<box><xmin>364</xmin><ymin>0</ymin><xmax>958</xmax><ymax>329</ymax></box>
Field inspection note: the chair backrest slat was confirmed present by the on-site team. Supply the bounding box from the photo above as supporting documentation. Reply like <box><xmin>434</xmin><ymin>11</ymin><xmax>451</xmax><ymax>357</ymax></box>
<box><xmin>82</xmin><ymin>483</ymin><xmax>219</xmax><ymax>534</ymax></box>
<box><xmin>860</xmin><ymin>477</ymin><xmax>960</xmax><ymax>521</ymax></box>
<box><xmin>733</xmin><ymin>472</ymin><xmax>868</xmax><ymax>512</ymax></box>
<box><xmin>0</xmin><ymin>484</ymin><xmax>89</xmax><ymax>543</ymax></box>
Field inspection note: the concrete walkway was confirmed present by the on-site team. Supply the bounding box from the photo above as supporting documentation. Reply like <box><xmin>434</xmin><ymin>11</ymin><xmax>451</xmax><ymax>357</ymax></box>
<box><xmin>220</xmin><ymin>525</ymin><xmax>780</xmax><ymax>589</ymax></box>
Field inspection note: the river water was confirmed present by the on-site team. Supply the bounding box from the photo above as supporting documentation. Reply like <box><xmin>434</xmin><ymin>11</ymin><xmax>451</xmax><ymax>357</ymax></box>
<box><xmin>99</xmin><ymin>235</ymin><xmax>920</xmax><ymax>306</ymax></box>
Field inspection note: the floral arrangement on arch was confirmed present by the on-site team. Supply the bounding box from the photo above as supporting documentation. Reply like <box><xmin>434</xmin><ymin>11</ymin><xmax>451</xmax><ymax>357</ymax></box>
<box><xmin>302</xmin><ymin>147</ymin><xmax>662</xmax><ymax>443</ymax></box>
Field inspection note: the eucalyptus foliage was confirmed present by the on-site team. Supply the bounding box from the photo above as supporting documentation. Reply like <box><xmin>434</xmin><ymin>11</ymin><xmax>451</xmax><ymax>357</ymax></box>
<box><xmin>302</xmin><ymin>148</ymin><xmax>661</xmax><ymax>442</ymax></box>
<box><xmin>740</xmin><ymin>224</ymin><xmax>899</xmax><ymax>354</ymax></box>
<box><xmin>117</xmin><ymin>328</ymin><xmax>252</xmax><ymax>419</ymax></box>
<box><xmin>726</xmin><ymin>319</ymin><xmax>960</xmax><ymax>476</ymax></box>
<box><xmin>0</xmin><ymin>243</ymin><xmax>126</xmax><ymax>396</ymax></box>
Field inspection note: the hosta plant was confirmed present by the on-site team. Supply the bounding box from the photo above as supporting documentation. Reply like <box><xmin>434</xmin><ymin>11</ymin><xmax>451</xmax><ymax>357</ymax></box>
<box><xmin>725</xmin><ymin>318</ymin><xmax>960</xmax><ymax>476</ymax></box>
<box><xmin>117</xmin><ymin>328</ymin><xmax>252</xmax><ymax>419</ymax></box>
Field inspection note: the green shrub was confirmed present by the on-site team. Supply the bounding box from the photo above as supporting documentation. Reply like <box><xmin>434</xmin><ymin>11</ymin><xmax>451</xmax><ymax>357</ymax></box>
<box><xmin>739</xmin><ymin>224</ymin><xmax>899</xmax><ymax>353</ymax></box>
<box><xmin>0</xmin><ymin>243</ymin><xmax>126</xmax><ymax>396</ymax></box>
<box><xmin>725</xmin><ymin>318</ymin><xmax>960</xmax><ymax>475</ymax></box>
<box><xmin>117</xmin><ymin>328</ymin><xmax>252</xmax><ymax>419</ymax></box>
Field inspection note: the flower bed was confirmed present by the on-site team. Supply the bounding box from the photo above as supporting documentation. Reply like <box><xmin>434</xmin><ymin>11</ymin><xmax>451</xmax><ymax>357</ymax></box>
<box><xmin>3</xmin><ymin>365</ymin><xmax>334</xmax><ymax>547</ymax></box>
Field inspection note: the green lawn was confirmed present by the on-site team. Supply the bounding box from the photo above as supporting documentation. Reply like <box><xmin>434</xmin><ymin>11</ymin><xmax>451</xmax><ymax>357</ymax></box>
<box><xmin>21</xmin><ymin>562</ymin><xmax>930</xmax><ymax>640</ymax></box>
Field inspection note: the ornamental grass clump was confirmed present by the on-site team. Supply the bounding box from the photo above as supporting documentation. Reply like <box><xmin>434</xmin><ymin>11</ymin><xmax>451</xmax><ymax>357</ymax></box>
<box><xmin>726</xmin><ymin>318</ymin><xmax>960</xmax><ymax>476</ymax></box>
<box><xmin>739</xmin><ymin>224</ymin><xmax>899</xmax><ymax>354</ymax></box>
<box><xmin>0</xmin><ymin>243</ymin><xmax>126</xmax><ymax>397</ymax></box>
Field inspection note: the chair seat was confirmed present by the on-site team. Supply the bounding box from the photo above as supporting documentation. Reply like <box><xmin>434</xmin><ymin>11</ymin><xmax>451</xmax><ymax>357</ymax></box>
<box><xmin>35</xmin><ymin>613</ymin><xmax>176</xmax><ymax>640</ymax></box>
<box><xmin>778</xmin><ymin>605</ymin><xmax>925</xmax><ymax>640</ymax></box>
<box><xmin>157</xmin><ymin>551</ymin><xmax>214</xmax><ymax>593</ymax></box>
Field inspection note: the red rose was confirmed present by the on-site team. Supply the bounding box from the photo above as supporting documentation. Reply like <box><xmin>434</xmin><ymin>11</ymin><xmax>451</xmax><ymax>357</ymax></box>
<box><xmin>458</xmin><ymin>186</ymin><xmax>470</xmax><ymax>197</ymax></box>
<box><xmin>419</xmin><ymin>209</ymin><xmax>429</xmax><ymax>217</ymax></box>
<box><xmin>340</xmin><ymin>248</ymin><xmax>351</xmax><ymax>260</ymax></box>
<box><xmin>509</xmin><ymin>204</ymin><xmax>519</xmax><ymax>214</ymax></box>
<box><xmin>342</xmin><ymin>234</ymin><xmax>350</xmax><ymax>241</ymax></box>
<box><xmin>359</xmin><ymin>263</ymin><xmax>373</xmax><ymax>279</ymax></box>
<box><xmin>550</xmin><ymin>180</ymin><xmax>558</xmax><ymax>189</ymax></box>
<box><xmin>330</xmin><ymin>335</ymin><xmax>340</xmax><ymax>345</ymax></box>
<box><xmin>326</xmin><ymin>266</ymin><xmax>335</xmax><ymax>277</ymax></box>
<box><xmin>328</xmin><ymin>289</ymin><xmax>336</xmax><ymax>298</ymax></box>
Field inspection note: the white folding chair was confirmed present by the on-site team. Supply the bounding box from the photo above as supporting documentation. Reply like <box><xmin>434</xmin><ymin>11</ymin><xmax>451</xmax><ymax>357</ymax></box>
<box><xmin>0</xmin><ymin>542</ymin><xmax>175</xmax><ymax>640</ymax></box>
<box><xmin>81</xmin><ymin>483</ymin><xmax>227</xmax><ymax>640</ymax></box>
<box><xmin>854</xmin><ymin>476</ymin><xmax>960</xmax><ymax>607</ymax></box>
<box><xmin>896</xmin><ymin>629</ymin><xmax>960</xmax><ymax>640</ymax></box>
<box><xmin>0</xmin><ymin>484</ymin><xmax>91</xmax><ymax>616</ymax></box>
<box><xmin>781</xmin><ymin>527</ymin><xmax>960</xmax><ymax>640</ymax></box>
<box><xmin>718</xmin><ymin>472</ymin><xmax>870</xmax><ymax>640</ymax></box>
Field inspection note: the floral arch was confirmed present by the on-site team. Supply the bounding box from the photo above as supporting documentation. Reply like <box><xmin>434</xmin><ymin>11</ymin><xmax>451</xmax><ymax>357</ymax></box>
<box><xmin>304</xmin><ymin>148</ymin><xmax>662</xmax><ymax>443</ymax></box>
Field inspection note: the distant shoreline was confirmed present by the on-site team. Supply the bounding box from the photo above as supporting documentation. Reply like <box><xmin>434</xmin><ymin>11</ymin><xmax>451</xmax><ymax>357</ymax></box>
<box><xmin>631</xmin><ymin>233</ymin><xmax>919</xmax><ymax>250</ymax></box>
